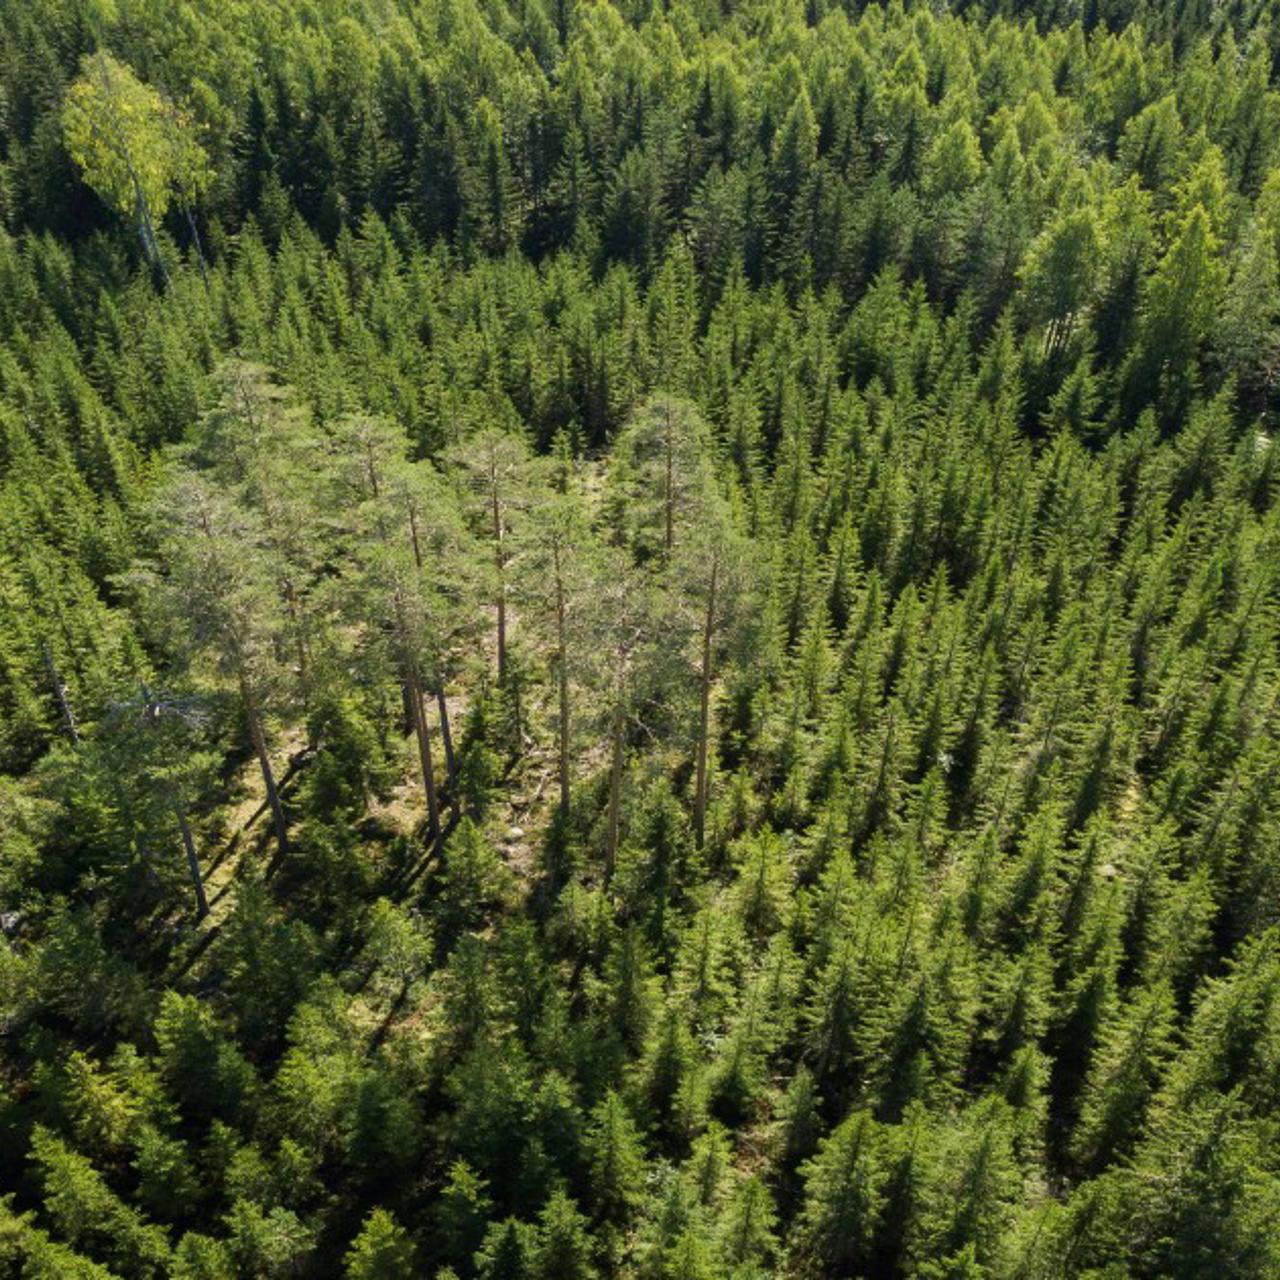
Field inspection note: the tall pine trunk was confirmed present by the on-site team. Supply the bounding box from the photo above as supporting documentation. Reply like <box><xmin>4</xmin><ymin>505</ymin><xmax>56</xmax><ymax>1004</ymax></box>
<box><xmin>406</xmin><ymin>502</ymin><xmax>455</xmax><ymax>791</ymax></box>
<box><xmin>241</xmin><ymin>674</ymin><xmax>288</xmax><ymax>856</ymax></box>
<box><xmin>436</xmin><ymin>686</ymin><xmax>456</xmax><ymax>785</ymax></box>
<box><xmin>492</xmin><ymin>482</ymin><xmax>507</xmax><ymax>685</ymax></box>
<box><xmin>554</xmin><ymin>541</ymin><xmax>570</xmax><ymax>818</ymax></box>
<box><xmin>693</xmin><ymin>555</ymin><xmax>718</xmax><ymax>849</ymax></box>
<box><xmin>605</xmin><ymin>693</ymin><xmax>625</xmax><ymax>883</ymax></box>
<box><xmin>663</xmin><ymin>403</ymin><xmax>675</xmax><ymax>554</ymax></box>
<box><xmin>176</xmin><ymin>806</ymin><xmax>209</xmax><ymax>919</ymax></box>
<box><xmin>283</xmin><ymin>578</ymin><xmax>309</xmax><ymax>689</ymax></box>
<box><xmin>408</xmin><ymin>664</ymin><xmax>440</xmax><ymax>843</ymax></box>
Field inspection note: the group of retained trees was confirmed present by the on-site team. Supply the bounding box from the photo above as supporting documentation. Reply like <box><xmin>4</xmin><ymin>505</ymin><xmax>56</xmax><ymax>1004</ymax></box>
<box><xmin>2</xmin><ymin>0</ymin><xmax>1280</xmax><ymax>1278</ymax></box>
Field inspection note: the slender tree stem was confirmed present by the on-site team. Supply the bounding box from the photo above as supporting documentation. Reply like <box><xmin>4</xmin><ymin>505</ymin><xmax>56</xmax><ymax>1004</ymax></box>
<box><xmin>664</xmin><ymin>402</ymin><xmax>675</xmax><ymax>553</ymax></box>
<box><xmin>605</xmin><ymin>687</ymin><xmax>625</xmax><ymax>883</ymax></box>
<box><xmin>244</xmin><ymin>686</ymin><xmax>289</xmax><ymax>856</ymax></box>
<box><xmin>42</xmin><ymin>644</ymin><xmax>80</xmax><ymax>745</ymax></box>
<box><xmin>409</xmin><ymin>664</ymin><xmax>440</xmax><ymax>843</ymax></box>
<box><xmin>492</xmin><ymin>471</ymin><xmax>507</xmax><ymax>685</ymax></box>
<box><xmin>175</xmin><ymin>806</ymin><xmax>209</xmax><ymax>918</ymax></box>
<box><xmin>694</xmin><ymin>554</ymin><xmax>718</xmax><ymax>848</ymax></box>
<box><xmin>554</xmin><ymin>540</ymin><xmax>571</xmax><ymax>818</ymax></box>
<box><xmin>436</xmin><ymin>685</ymin><xmax>456</xmax><ymax>785</ymax></box>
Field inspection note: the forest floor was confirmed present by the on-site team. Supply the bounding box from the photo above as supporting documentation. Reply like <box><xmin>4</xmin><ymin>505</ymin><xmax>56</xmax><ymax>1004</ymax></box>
<box><xmin>171</xmin><ymin>581</ymin><xmax>571</xmax><ymax>1010</ymax></box>
<box><xmin>199</xmin><ymin>725</ymin><xmax>311</xmax><ymax>931</ymax></box>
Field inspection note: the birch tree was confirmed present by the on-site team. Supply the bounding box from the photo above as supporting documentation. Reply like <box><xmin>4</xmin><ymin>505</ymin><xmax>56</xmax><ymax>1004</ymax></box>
<box><xmin>62</xmin><ymin>52</ymin><xmax>211</xmax><ymax>284</ymax></box>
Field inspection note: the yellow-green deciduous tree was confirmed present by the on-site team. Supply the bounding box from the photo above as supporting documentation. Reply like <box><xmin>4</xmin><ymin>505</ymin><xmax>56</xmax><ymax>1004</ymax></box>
<box><xmin>62</xmin><ymin>51</ymin><xmax>210</xmax><ymax>283</ymax></box>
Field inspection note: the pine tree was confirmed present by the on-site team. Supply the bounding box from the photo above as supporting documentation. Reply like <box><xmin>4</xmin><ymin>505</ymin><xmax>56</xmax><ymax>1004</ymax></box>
<box><xmin>345</xmin><ymin>1208</ymin><xmax>418</xmax><ymax>1280</ymax></box>
<box><xmin>331</xmin><ymin>413</ymin><xmax>466</xmax><ymax>844</ymax></box>
<box><xmin>519</xmin><ymin>483</ymin><xmax>592</xmax><ymax>822</ymax></box>
<box><xmin>450</xmin><ymin>427</ymin><xmax>534</xmax><ymax>691</ymax></box>
<box><xmin>584</xmin><ymin>1091</ymin><xmax>646</xmax><ymax>1225</ymax></box>
<box><xmin>533</xmin><ymin>1191</ymin><xmax>597</xmax><ymax>1280</ymax></box>
<box><xmin>476</xmin><ymin>1217</ymin><xmax>537</xmax><ymax>1280</ymax></box>
<box><xmin>435</xmin><ymin>1160</ymin><xmax>494</xmax><ymax>1270</ymax></box>
<box><xmin>792</xmin><ymin>1110</ymin><xmax>887</xmax><ymax>1279</ymax></box>
<box><xmin>140</xmin><ymin>471</ymin><xmax>293</xmax><ymax>857</ymax></box>
<box><xmin>1215</xmin><ymin>219</ymin><xmax>1280</xmax><ymax>415</ymax></box>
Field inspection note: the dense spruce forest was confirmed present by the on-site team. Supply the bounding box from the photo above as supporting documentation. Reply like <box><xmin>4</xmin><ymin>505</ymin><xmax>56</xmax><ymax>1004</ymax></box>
<box><xmin>3</xmin><ymin>0</ymin><xmax>1280</xmax><ymax>1275</ymax></box>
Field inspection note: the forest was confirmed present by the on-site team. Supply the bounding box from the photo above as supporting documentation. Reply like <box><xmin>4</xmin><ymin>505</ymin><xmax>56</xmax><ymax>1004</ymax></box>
<box><xmin>2</xmin><ymin>0</ymin><xmax>1280</xmax><ymax>1275</ymax></box>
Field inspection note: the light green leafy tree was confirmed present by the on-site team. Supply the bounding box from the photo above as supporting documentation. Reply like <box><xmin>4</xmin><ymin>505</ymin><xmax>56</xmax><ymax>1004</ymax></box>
<box><xmin>62</xmin><ymin>52</ymin><xmax>211</xmax><ymax>282</ymax></box>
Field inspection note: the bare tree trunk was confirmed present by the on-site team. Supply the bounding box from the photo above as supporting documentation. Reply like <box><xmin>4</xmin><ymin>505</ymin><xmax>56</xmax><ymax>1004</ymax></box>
<box><xmin>251</xmin><ymin>715</ymin><xmax>289</xmax><ymax>856</ymax></box>
<box><xmin>554</xmin><ymin>542</ymin><xmax>571</xmax><ymax>818</ymax></box>
<box><xmin>283</xmin><ymin>578</ymin><xmax>310</xmax><ymax>693</ymax></box>
<box><xmin>435</xmin><ymin>686</ymin><xmax>456</xmax><ymax>784</ymax></box>
<box><xmin>176</xmin><ymin>806</ymin><xmax>209</xmax><ymax>919</ymax></box>
<box><xmin>408</xmin><ymin>665</ymin><xmax>440</xmax><ymax>843</ymax></box>
<box><xmin>492</xmin><ymin>481</ymin><xmax>507</xmax><ymax>685</ymax></box>
<box><xmin>664</xmin><ymin>403</ymin><xmax>675</xmax><ymax>554</ymax></box>
<box><xmin>401</xmin><ymin>501</ymin><xmax>454</xmax><ymax>791</ymax></box>
<box><xmin>182</xmin><ymin>202</ymin><xmax>211</xmax><ymax>293</ymax></box>
<box><xmin>511</xmin><ymin>676</ymin><xmax>526</xmax><ymax>750</ymax></box>
<box><xmin>241</xmin><ymin>675</ymin><xmax>288</xmax><ymax>856</ymax></box>
<box><xmin>693</xmin><ymin>556</ymin><xmax>718</xmax><ymax>849</ymax></box>
<box><xmin>605</xmin><ymin>694</ymin><xmax>625</xmax><ymax>884</ymax></box>
<box><xmin>133</xmin><ymin>185</ymin><xmax>170</xmax><ymax>288</ymax></box>
<box><xmin>42</xmin><ymin>644</ymin><xmax>80</xmax><ymax>745</ymax></box>
<box><xmin>408</xmin><ymin>506</ymin><xmax>424</xmax><ymax>571</ymax></box>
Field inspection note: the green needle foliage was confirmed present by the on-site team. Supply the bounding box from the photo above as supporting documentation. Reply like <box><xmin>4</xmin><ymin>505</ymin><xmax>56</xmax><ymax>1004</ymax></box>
<box><xmin>1</xmin><ymin>1</ymin><xmax>1280</xmax><ymax>1277</ymax></box>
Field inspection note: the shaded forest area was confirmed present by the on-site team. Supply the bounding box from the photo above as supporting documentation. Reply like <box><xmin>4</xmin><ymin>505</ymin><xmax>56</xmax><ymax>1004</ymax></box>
<box><xmin>3</xmin><ymin>0</ymin><xmax>1280</xmax><ymax>1276</ymax></box>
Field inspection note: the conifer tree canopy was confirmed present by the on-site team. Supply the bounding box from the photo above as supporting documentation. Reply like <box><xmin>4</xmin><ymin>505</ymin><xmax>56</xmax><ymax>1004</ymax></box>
<box><xmin>1</xmin><ymin>1</ymin><xmax>1280</xmax><ymax>1276</ymax></box>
